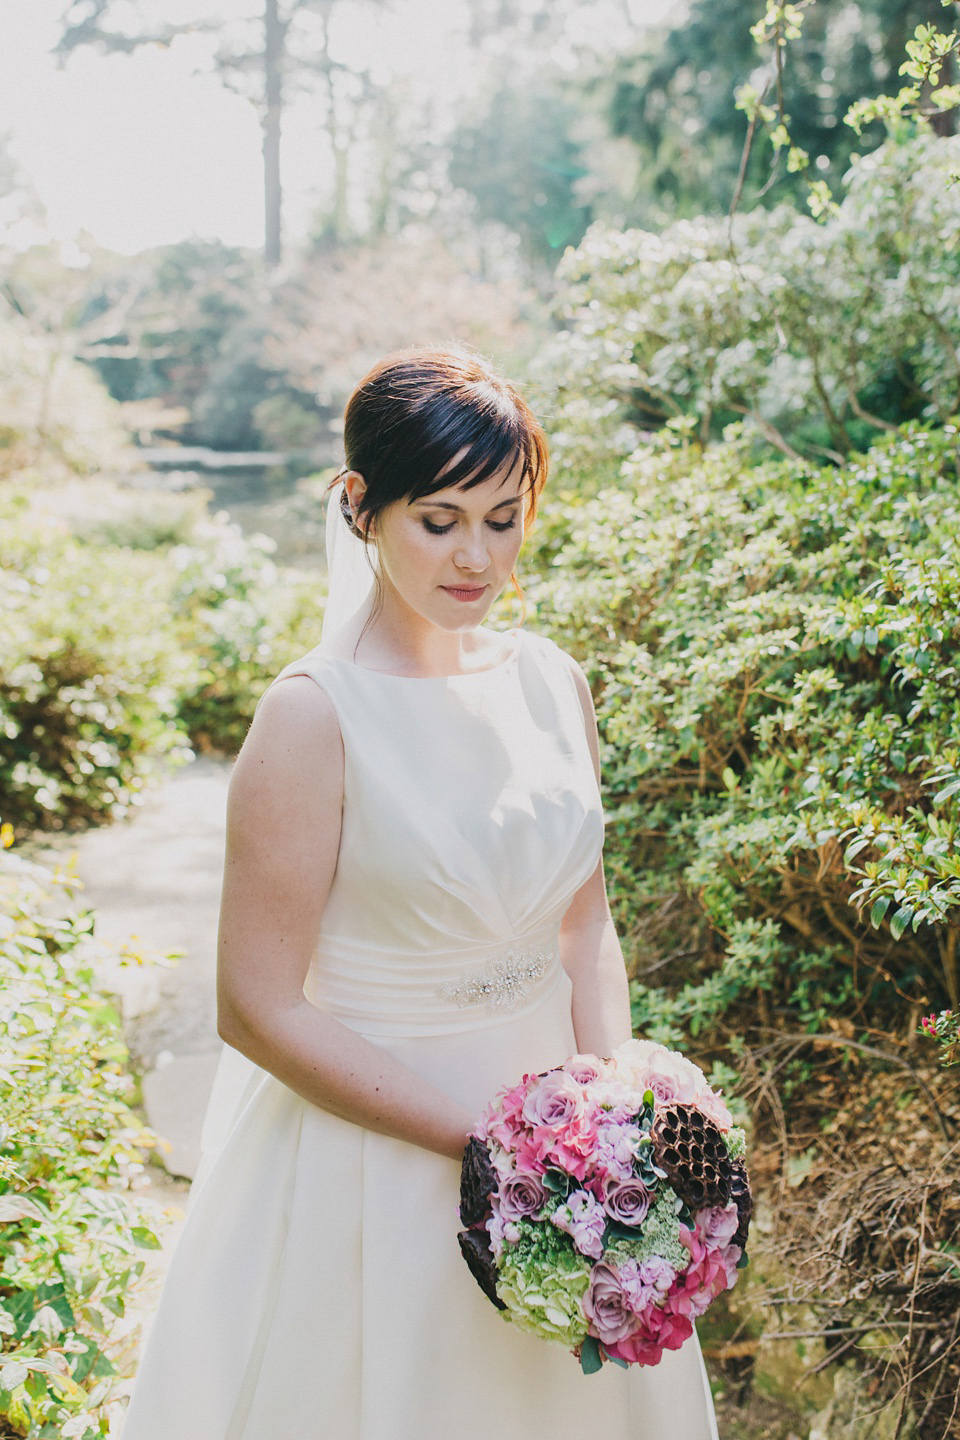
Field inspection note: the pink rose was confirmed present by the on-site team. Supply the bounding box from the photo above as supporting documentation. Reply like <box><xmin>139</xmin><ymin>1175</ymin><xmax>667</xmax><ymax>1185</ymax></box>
<box><xmin>603</xmin><ymin>1329</ymin><xmax>664</xmax><ymax>1366</ymax></box>
<box><xmin>608</xmin><ymin>1039</ymin><xmax>663</xmax><ymax>1085</ymax></box>
<box><xmin>696</xmin><ymin>1202</ymin><xmax>739</xmax><ymax>1250</ymax></box>
<box><xmin>602</xmin><ymin>1303</ymin><xmax>693</xmax><ymax>1363</ymax></box>
<box><xmin>562</xmin><ymin>1054</ymin><xmax>608</xmax><ymax>1085</ymax></box>
<box><xmin>583</xmin><ymin>1262</ymin><xmax>637</xmax><ymax>1344</ymax></box>
<box><xmin>498</xmin><ymin>1173</ymin><xmax>548</xmax><ymax>1222</ymax></box>
<box><xmin>551</xmin><ymin>1189</ymin><xmax>607</xmax><ymax>1260</ymax></box>
<box><xmin>640</xmin><ymin>1051</ymin><xmax>703</xmax><ymax>1106</ymax></box>
<box><xmin>602</xmin><ymin>1177</ymin><xmax>652</xmax><ymax>1228</ymax></box>
<box><xmin>693</xmin><ymin>1089</ymin><xmax>733</xmax><ymax>1130</ymax></box>
<box><xmin>521</xmin><ymin>1071</ymin><xmax>586</xmax><ymax>1129</ymax></box>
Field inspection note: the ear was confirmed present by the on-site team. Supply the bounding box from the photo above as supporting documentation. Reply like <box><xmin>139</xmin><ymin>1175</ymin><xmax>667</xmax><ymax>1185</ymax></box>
<box><xmin>342</xmin><ymin>470</ymin><xmax>374</xmax><ymax>538</ymax></box>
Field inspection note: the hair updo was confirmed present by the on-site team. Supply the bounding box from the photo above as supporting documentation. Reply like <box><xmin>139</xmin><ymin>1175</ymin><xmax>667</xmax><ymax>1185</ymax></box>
<box><xmin>338</xmin><ymin>348</ymin><xmax>549</xmax><ymax>539</ymax></box>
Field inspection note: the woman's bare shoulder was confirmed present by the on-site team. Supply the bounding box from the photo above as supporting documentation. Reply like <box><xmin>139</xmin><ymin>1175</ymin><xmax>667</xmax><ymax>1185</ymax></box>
<box><xmin>230</xmin><ymin>674</ymin><xmax>343</xmax><ymax>813</ymax></box>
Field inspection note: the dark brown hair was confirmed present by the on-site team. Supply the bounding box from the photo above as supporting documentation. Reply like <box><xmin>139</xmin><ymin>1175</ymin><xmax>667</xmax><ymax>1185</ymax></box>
<box><xmin>338</xmin><ymin>347</ymin><xmax>549</xmax><ymax>537</ymax></box>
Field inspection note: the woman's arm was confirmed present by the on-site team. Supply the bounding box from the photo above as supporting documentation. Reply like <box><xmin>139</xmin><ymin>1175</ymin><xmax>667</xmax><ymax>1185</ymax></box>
<box><xmin>216</xmin><ymin>676</ymin><xmax>475</xmax><ymax>1162</ymax></box>
<box><xmin>558</xmin><ymin>660</ymin><xmax>633</xmax><ymax>1057</ymax></box>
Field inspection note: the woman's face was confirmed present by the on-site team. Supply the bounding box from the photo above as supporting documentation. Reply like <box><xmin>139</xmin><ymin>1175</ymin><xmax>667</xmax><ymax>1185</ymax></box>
<box><xmin>349</xmin><ymin>459</ymin><xmax>526</xmax><ymax>633</ymax></box>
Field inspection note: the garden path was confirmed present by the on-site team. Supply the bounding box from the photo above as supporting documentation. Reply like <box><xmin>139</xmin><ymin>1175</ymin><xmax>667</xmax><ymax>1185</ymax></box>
<box><xmin>76</xmin><ymin>754</ymin><xmax>232</xmax><ymax>1182</ymax></box>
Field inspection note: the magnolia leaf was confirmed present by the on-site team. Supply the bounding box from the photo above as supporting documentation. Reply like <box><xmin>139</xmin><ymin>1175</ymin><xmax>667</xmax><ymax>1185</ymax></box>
<box><xmin>890</xmin><ymin>905</ymin><xmax>913</xmax><ymax>941</ymax></box>
<box><xmin>870</xmin><ymin>896</ymin><xmax>891</xmax><ymax>928</ymax></box>
<box><xmin>131</xmin><ymin>1225</ymin><xmax>162</xmax><ymax>1250</ymax></box>
<box><xmin>0</xmin><ymin>1195</ymin><xmax>44</xmax><ymax>1224</ymax></box>
<box><xmin>31</xmin><ymin>1304</ymin><xmax>65</xmax><ymax>1340</ymax></box>
<box><xmin>0</xmin><ymin>1360</ymin><xmax>29</xmax><ymax>1390</ymax></box>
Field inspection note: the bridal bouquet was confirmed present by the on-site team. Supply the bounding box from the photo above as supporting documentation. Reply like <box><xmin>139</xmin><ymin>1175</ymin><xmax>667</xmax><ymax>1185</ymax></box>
<box><xmin>457</xmin><ymin>1039</ymin><xmax>751</xmax><ymax>1371</ymax></box>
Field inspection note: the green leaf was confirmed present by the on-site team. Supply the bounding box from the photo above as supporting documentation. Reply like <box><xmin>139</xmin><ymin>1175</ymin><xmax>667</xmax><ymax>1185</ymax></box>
<box><xmin>890</xmin><ymin>905</ymin><xmax>914</xmax><ymax>941</ymax></box>
<box><xmin>579</xmin><ymin>1336</ymin><xmax>603</xmax><ymax>1374</ymax></box>
<box><xmin>130</xmin><ymin>1226</ymin><xmax>162</xmax><ymax>1250</ymax></box>
<box><xmin>870</xmin><ymin>896</ymin><xmax>891</xmax><ymax>928</ymax></box>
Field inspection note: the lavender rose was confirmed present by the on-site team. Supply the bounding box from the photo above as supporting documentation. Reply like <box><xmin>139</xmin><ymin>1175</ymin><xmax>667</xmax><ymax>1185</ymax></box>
<box><xmin>521</xmin><ymin>1070</ymin><xmax>586</xmax><ymax>1129</ymax></box>
<box><xmin>498</xmin><ymin>1173</ymin><xmax>549</xmax><ymax>1223</ymax></box>
<box><xmin>603</xmin><ymin>1177</ymin><xmax>652</xmax><ymax>1228</ymax></box>
<box><xmin>696</xmin><ymin>1201</ymin><xmax>740</xmax><ymax>1249</ymax></box>
<box><xmin>562</xmin><ymin>1054</ymin><xmax>607</xmax><ymax>1085</ymax></box>
<box><xmin>582</xmin><ymin>1262</ymin><xmax>638</xmax><ymax>1344</ymax></box>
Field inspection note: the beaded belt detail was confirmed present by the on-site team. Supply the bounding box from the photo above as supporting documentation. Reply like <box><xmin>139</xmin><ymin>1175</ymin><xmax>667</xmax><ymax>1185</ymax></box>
<box><xmin>437</xmin><ymin>939</ymin><xmax>557</xmax><ymax>1014</ymax></box>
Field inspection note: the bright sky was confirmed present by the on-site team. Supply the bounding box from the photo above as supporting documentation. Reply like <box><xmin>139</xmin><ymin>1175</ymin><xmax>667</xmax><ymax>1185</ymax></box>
<box><xmin>0</xmin><ymin>0</ymin><xmax>672</xmax><ymax>255</ymax></box>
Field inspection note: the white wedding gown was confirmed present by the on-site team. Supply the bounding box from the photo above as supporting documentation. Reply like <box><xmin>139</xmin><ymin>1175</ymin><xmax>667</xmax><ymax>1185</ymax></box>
<box><xmin>121</xmin><ymin>628</ymin><xmax>719</xmax><ymax>1439</ymax></box>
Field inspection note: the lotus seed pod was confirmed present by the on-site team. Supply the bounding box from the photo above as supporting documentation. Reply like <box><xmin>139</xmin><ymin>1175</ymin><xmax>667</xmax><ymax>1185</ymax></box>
<box><xmin>728</xmin><ymin>1157</ymin><xmax>753</xmax><ymax>1250</ymax></box>
<box><xmin>650</xmin><ymin>1103</ymin><xmax>733</xmax><ymax>1211</ymax></box>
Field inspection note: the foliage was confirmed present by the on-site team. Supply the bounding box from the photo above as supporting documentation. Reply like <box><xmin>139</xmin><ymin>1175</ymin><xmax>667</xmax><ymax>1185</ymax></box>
<box><xmin>449</xmin><ymin>83</ymin><xmax>593</xmax><ymax>265</ymax></box>
<box><xmin>169</xmin><ymin>514</ymin><xmax>327</xmax><ymax>754</ymax></box>
<box><xmin>0</xmin><ymin>845</ymin><xmax>164</xmax><ymax>1438</ymax></box>
<box><xmin>921</xmin><ymin>1005</ymin><xmax>960</xmax><ymax>1063</ymax></box>
<box><xmin>540</xmin><ymin>133</ymin><xmax>960</xmax><ymax>465</ymax></box>
<box><xmin>604</xmin><ymin>0</ymin><xmax>955</xmax><ymax>223</ymax></box>
<box><xmin>0</xmin><ymin>311</ymin><xmax>130</xmax><ymax>481</ymax></box>
<box><xmin>75</xmin><ymin>232</ymin><xmax>538</xmax><ymax>454</ymax></box>
<box><xmin>0</xmin><ymin>474</ymin><xmax>329</xmax><ymax>828</ymax></box>
<box><xmin>526</xmin><ymin>419</ymin><xmax>960</xmax><ymax>1052</ymax></box>
<box><xmin>0</xmin><ymin>499</ymin><xmax>194</xmax><ymax>830</ymax></box>
<box><xmin>739</xmin><ymin>0</ymin><xmax>960</xmax><ymax>218</ymax></box>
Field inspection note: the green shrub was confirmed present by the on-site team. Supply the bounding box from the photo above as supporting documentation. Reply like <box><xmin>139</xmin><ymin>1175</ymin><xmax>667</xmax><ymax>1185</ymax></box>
<box><xmin>0</xmin><ymin>481</ymin><xmax>327</xmax><ymax>828</ymax></box>
<box><xmin>0</xmin><ymin>844</ymin><xmax>163</xmax><ymax>1438</ymax></box>
<box><xmin>539</xmin><ymin>133</ymin><xmax>960</xmax><ymax>465</ymax></box>
<box><xmin>0</xmin><ymin>506</ymin><xmax>194</xmax><ymax>831</ymax></box>
<box><xmin>528</xmin><ymin>419</ymin><xmax>960</xmax><ymax>1045</ymax></box>
<box><xmin>169</xmin><ymin>516</ymin><xmax>327</xmax><ymax>753</ymax></box>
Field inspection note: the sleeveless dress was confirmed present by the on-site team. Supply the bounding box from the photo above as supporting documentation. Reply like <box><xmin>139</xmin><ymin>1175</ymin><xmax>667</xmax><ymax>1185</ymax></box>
<box><xmin>121</xmin><ymin>628</ymin><xmax>720</xmax><ymax>1440</ymax></box>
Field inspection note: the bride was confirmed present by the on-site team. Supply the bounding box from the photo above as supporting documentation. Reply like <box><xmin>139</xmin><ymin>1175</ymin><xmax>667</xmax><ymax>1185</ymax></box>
<box><xmin>121</xmin><ymin>348</ymin><xmax>719</xmax><ymax>1439</ymax></box>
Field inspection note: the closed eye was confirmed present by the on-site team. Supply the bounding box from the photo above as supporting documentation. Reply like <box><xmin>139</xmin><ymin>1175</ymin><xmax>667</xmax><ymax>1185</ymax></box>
<box><xmin>421</xmin><ymin>514</ymin><xmax>519</xmax><ymax>536</ymax></box>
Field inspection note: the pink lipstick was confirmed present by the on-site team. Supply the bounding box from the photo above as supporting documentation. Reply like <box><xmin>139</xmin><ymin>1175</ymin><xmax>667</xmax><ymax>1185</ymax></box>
<box><xmin>442</xmin><ymin>585</ymin><xmax>488</xmax><ymax>602</ymax></box>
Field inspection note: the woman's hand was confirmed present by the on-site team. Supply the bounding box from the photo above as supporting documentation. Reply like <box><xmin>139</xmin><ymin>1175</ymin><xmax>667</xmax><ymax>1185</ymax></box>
<box><xmin>217</xmin><ymin>674</ymin><xmax>475</xmax><ymax>1162</ymax></box>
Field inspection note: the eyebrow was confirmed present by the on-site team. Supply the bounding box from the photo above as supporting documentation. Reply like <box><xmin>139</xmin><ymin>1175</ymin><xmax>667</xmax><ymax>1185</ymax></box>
<box><xmin>411</xmin><ymin>496</ymin><xmax>522</xmax><ymax>512</ymax></box>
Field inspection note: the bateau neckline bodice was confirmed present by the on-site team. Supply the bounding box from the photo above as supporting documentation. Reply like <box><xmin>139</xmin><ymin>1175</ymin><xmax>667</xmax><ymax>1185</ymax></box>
<box><xmin>319</xmin><ymin>627</ymin><xmax>524</xmax><ymax>682</ymax></box>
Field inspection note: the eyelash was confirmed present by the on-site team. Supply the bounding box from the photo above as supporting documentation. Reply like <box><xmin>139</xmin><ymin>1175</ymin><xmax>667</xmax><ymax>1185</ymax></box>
<box><xmin>422</xmin><ymin>517</ymin><xmax>518</xmax><ymax>536</ymax></box>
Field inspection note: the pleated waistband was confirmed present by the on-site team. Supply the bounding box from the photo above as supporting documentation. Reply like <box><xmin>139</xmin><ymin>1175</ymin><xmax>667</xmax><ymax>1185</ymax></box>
<box><xmin>303</xmin><ymin>928</ymin><xmax>563</xmax><ymax>1037</ymax></box>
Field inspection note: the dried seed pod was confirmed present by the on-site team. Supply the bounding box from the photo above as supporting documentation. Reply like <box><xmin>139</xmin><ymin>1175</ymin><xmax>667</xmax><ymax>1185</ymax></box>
<box><xmin>650</xmin><ymin>1103</ymin><xmax>733</xmax><ymax>1212</ymax></box>
<box><xmin>728</xmin><ymin>1157</ymin><xmax>752</xmax><ymax>1250</ymax></box>
<box><xmin>459</xmin><ymin>1136</ymin><xmax>499</xmax><ymax>1227</ymax></box>
<box><xmin>457</xmin><ymin>1228</ymin><xmax>506</xmax><ymax>1310</ymax></box>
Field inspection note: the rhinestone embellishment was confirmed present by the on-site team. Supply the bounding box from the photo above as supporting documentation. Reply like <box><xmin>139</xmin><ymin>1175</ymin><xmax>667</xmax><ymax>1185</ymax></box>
<box><xmin>438</xmin><ymin>943</ymin><xmax>554</xmax><ymax>1014</ymax></box>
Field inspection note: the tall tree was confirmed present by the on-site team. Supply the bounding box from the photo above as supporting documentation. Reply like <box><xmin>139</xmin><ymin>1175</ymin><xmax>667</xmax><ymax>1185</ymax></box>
<box><xmin>55</xmin><ymin>0</ymin><xmax>393</xmax><ymax>264</ymax></box>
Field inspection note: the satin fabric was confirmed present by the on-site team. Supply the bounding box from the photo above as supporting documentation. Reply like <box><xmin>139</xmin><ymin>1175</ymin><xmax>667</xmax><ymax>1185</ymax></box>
<box><xmin>121</xmin><ymin>630</ymin><xmax>720</xmax><ymax>1439</ymax></box>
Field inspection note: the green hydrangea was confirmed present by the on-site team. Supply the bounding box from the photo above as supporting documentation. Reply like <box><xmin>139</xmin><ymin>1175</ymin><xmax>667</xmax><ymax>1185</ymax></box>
<box><xmin>724</xmin><ymin>1126</ymin><xmax>747</xmax><ymax>1160</ymax></box>
<box><xmin>496</xmin><ymin>1220</ymin><xmax>591</xmax><ymax>1347</ymax></box>
<box><xmin>603</xmin><ymin>1190</ymin><xmax>687</xmax><ymax>1271</ymax></box>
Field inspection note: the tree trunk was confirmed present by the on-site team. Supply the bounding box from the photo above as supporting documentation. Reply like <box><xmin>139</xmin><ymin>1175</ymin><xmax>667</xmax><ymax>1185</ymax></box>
<box><xmin>263</xmin><ymin>0</ymin><xmax>284</xmax><ymax>265</ymax></box>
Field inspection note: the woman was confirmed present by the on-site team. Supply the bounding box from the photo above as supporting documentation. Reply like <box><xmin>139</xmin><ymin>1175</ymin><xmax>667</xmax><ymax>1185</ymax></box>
<box><xmin>121</xmin><ymin>349</ymin><xmax>719</xmax><ymax>1439</ymax></box>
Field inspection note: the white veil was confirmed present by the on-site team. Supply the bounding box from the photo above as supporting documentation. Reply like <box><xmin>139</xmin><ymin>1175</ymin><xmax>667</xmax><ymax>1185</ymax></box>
<box><xmin>320</xmin><ymin>480</ymin><xmax>377</xmax><ymax>647</ymax></box>
<box><xmin>193</xmin><ymin>482</ymin><xmax>373</xmax><ymax>1197</ymax></box>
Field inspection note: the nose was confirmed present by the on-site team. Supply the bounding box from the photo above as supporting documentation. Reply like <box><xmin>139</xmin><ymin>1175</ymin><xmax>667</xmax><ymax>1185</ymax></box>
<box><xmin>454</xmin><ymin>528</ymin><xmax>490</xmax><ymax>573</ymax></box>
